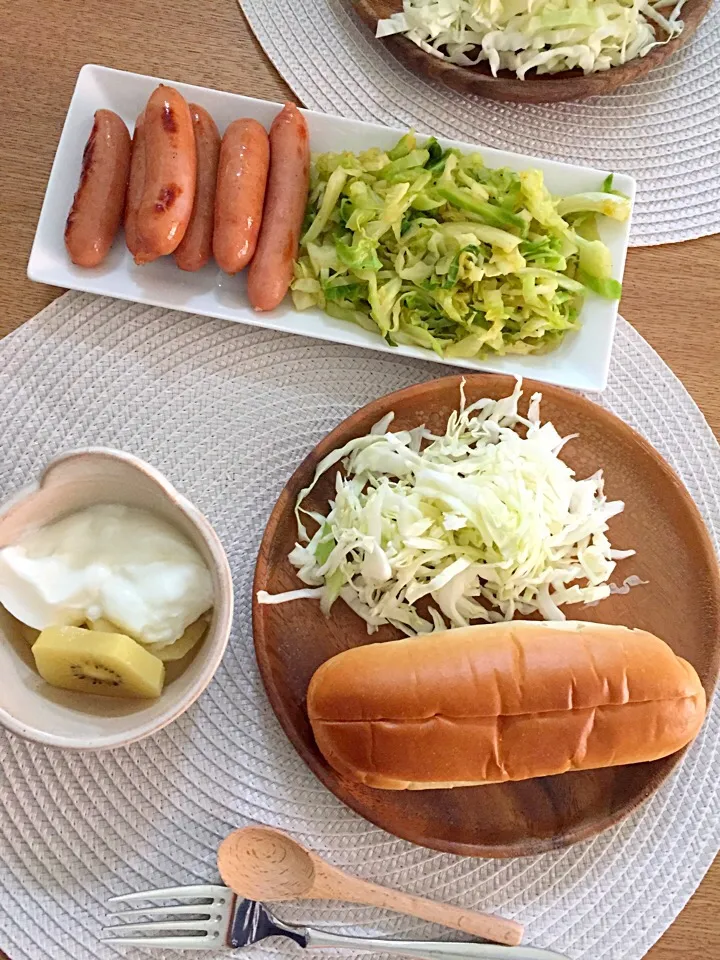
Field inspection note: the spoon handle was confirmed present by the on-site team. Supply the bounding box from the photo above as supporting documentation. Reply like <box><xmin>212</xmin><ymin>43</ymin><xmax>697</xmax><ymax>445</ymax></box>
<box><xmin>318</xmin><ymin>875</ymin><xmax>523</xmax><ymax>946</ymax></box>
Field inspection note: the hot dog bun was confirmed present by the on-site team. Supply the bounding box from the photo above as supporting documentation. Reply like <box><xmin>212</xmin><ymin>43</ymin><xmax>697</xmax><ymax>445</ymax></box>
<box><xmin>307</xmin><ymin>622</ymin><xmax>706</xmax><ymax>790</ymax></box>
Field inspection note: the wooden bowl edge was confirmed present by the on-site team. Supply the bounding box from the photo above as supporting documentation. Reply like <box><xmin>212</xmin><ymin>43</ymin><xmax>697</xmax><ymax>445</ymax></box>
<box><xmin>353</xmin><ymin>0</ymin><xmax>714</xmax><ymax>103</ymax></box>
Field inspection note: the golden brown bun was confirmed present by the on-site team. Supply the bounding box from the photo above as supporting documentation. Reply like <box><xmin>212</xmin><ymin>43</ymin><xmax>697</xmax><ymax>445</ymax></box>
<box><xmin>307</xmin><ymin>622</ymin><xmax>706</xmax><ymax>790</ymax></box>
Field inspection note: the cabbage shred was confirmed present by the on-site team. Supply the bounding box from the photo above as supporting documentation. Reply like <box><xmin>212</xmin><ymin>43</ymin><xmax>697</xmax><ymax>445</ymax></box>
<box><xmin>376</xmin><ymin>0</ymin><xmax>687</xmax><ymax>78</ymax></box>
<box><xmin>257</xmin><ymin>380</ymin><xmax>635</xmax><ymax>634</ymax></box>
<box><xmin>291</xmin><ymin>133</ymin><xmax>629</xmax><ymax>359</ymax></box>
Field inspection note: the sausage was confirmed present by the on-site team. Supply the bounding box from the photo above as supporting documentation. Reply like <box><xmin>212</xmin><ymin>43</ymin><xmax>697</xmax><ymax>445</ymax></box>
<box><xmin>213</xmin><ymin>118</ymin><xmax>269</xmax><ymax>275</ymax></box>
<box><xmin>174</xmin><ymin>104</ymin><xmax>221</xmax><ymax>272</ymax></box>
<box><xmin>64</xmin><ymin>109</ymin><xmax>131</xmax><ymax>267</ymax></box>
<box><xmin>134</xmin><ymin>85</ymin><xmax>197</xmax><ymax>264</ymax></box>
<box><xmin>247</xmin><ymin>102</ymin><xmax>310</xmax><ymax>311</ymax></box>
<box><xmin>124</xmin><ymin>111</ymin><xmax>146</xmax><ymax>258</ymax></box>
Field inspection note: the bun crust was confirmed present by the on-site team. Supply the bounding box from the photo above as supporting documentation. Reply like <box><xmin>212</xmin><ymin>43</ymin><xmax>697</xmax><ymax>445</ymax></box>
<box><xmin>307</xmin><ymin>622</ymin><xmax>706</xmax><ymax>789</ymax></box>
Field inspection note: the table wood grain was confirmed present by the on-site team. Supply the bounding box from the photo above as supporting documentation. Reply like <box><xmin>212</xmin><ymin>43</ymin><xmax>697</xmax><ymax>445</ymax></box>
<box><xmin>1</xmin><ymin>0</ymin><xmax>718</xmax><ymax>956</ymax></box>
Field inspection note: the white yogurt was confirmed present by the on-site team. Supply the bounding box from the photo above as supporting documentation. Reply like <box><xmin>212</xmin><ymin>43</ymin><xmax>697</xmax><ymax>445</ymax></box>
<box><xmin>0</xmin><ymin>504</ymin><xmax>213</xmax><ymax>646</ymax></box>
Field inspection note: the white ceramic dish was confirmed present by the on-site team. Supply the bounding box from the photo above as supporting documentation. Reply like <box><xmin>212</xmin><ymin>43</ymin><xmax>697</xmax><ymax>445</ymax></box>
<box><xmin>0</xmin><ymin>449</ymin><xmax>233</xmax><ymax>750</ymax></box>
<box><xmin>27</xmin><ymin>64</ymin><xmax>635</xmax><ymax>392</ymax></box>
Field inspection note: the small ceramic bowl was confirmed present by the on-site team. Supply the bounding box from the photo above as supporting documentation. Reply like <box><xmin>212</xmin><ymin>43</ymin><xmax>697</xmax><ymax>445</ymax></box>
<box><xmin>0</xmin><ymin>449</ymin><xmax>233</xmax><ymax>750</ymax></box>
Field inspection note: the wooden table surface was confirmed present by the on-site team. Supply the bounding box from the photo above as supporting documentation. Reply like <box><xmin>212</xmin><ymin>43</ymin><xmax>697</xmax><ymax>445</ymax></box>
<box><xmin>2</xmin><ymin>0</ymin><xmax>718</xmax><ymax>956</ymax></box>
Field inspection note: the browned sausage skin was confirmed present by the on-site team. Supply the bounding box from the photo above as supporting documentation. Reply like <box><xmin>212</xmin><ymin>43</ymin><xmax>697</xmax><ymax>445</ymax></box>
<box><xmin>213</xmin><ymin>118</ymin><xmax>269</xmax><ymax>275</ymax></box>
<box><xmin>174</xmin><ymin>104</ymin><xmax>221</xmax><ymax>272</ymax></box>
<box><xmin>124</xmin><ymin>111</ymin><xmax>146</xmax><ymax>258</ymax></box>
<box><xmin>65</xmin><ymin>109</ymin><xmax>131</xmax><ymax>267</ymax></box>
<box><xmin>247</xmin><ymin>102</ymin><xmax>310</xmax><ymax>311</ymax></box>
<box><xmin>134</xmin><ymin>85</ymin><xmax>197</xmax><ymax>264</ymax></box>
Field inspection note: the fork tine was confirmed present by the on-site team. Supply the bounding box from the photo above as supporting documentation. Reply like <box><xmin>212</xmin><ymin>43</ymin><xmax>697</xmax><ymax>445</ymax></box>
<box><xmin>108</xmin><ymin>904</ymin><xmax>216</xmax><ymax>920</ymax></box>
<box><xmin>104</xmin><ymin>920</ymin><xmax>218</xmax><ymax>935</ymax></box>
<box><xmin>108</xmin><ymin>885</ymin><xmax>228</xmax><ymax>905</ymax></box>
<box><xmin>101</xmin><ymin>935</ymin><xmax>214</xmax><ymax>949</ymax></box>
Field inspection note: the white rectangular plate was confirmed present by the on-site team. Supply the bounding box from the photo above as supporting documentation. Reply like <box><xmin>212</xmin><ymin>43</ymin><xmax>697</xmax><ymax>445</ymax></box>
<box><xmin>28</xmin><ymin>64</ymin><xmax>635</xmax><ymax>392</ymax></box>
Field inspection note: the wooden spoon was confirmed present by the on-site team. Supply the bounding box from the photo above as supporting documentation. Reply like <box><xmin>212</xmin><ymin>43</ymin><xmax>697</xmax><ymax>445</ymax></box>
<box><xmin>217</xmin><ymin>826</ymin><xmax>523</xmax><ymax>946</ymax></box>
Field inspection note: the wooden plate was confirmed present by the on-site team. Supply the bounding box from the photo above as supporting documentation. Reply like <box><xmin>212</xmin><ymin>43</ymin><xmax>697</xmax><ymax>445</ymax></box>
<box><xmin>253</xmin><ymin>375</ymin><xmax>720</xmax><ymax>857</ymax></box>
<box><xmin>353</xmin><ymin>0</ymin><xmax>713</xmax><ymax>103</ymax></box>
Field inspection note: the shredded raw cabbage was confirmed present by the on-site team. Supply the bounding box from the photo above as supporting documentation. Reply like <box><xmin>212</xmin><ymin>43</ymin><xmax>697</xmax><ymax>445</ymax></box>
<box><xmin>376</xmin><ymin>0</ymin><xmax>687</xmax><ymax>78</ymax></box>
<box><xmin>292</xmin><ymin>133</ymin><xmax>629</xmax><ymax>359</ymax></box>
<box><xmin>257</xmin><ymin>379</ymin><xmax>636</xmax><ymax>634</ymax></box>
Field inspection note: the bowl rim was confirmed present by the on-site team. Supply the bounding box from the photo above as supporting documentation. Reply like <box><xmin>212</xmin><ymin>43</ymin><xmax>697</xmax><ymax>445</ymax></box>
<box><xmin>0</xmin><ymin>447</ymin><xmax>234</xmax><ymax>751</ymax></box>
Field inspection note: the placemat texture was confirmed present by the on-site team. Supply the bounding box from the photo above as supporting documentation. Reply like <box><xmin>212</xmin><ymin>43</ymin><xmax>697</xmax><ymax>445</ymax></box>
<box><xmin>237</xmin><ymin>0</ymin><xmax>720</xmax><ymax>248</ymax></box>
<box><xmin>0</xmin><ymin>291</ymin><xmax>719</xmax><ymax>960</ymax></box>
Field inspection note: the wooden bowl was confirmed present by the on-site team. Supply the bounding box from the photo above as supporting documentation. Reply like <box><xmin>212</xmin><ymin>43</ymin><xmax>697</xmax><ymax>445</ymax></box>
<box><xmin>353</xmin><ymin>0</ymin><xmax>713</xmax><ymax>103</ymax></box>
<box><xmin>253</xmin><ymin>375</ymin><xmax>720</xmax><ymax>857</ymax></box>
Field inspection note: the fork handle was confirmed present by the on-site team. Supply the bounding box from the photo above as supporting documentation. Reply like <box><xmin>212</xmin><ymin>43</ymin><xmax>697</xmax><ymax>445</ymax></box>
<box><xmin>304</xmin><ymin>927</ymin><xmax>568</xmax><ymax>960</ymax></box>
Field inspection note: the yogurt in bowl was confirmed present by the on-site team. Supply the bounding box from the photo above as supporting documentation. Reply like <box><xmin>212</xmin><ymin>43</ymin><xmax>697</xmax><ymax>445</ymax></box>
<box><xmin>0</xmin><ymin>449</ymin><xmax>233</xmax><ymax>749</ymax></box>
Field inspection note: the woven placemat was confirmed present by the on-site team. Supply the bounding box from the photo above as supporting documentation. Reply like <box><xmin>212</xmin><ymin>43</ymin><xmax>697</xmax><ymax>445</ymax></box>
<box><xmin>237</xmin><ymin>0</ymin><xmax>720</xmax><ymax>247</ymax></box>
<box><xmin>0</xmin><ymin>291</ymin><xmax>719</xmax><ymax>960</ymax></box>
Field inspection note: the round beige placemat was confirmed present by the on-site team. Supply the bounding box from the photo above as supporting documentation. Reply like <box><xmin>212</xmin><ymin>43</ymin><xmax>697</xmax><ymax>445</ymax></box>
<box><xmin>237</xmin><ymin>0</ymin><xmax>720</xmax><ymax>247</ymax></box>
<box><xmin>0</xmin><ymin>292</ymin><xmax>718</xmax><ymax>960</ymax></box>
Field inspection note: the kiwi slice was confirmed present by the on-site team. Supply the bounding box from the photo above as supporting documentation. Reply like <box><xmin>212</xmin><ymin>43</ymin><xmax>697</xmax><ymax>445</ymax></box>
<box><xmin>86</xmin><ymin>617</ymin><xmax>118</xmax><ymax>634</ymax></box>
<box><xmin>32</xmin><ymin>625</ymin><xmax>164</xmax><ymax>699</ymax></box>
<box><xmin>143</xmin><ymin>617</ymin><xmax>209</xmax><ymax>662</ymax></box>
<box><xmin>88</xmin><ymin>614</ymin><xmax>209</xmax><ymax>663</ymax></box>
<box><xmin>87</xmin><ymin>614</ymin><xmax>210</xmax><ymax>663</ymax></box>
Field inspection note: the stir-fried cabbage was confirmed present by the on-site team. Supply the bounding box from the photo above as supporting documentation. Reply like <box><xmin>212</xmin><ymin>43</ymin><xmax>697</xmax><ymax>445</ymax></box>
<box><xmin>377</xmin><ymin>0</ymin><xmax>687</xmax><ymax>78</ymax></box>
<box><xmin>292</xmin><ymin>133</ymin><xmax>629</xmax><ymax>359</ymax></box>
<box><xmin>257</xmin><ymin>379</ymin><xmax>636</xmax><ymax>634</ymax></box>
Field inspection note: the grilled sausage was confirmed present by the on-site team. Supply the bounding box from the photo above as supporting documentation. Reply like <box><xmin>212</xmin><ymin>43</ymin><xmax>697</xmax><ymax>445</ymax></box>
<box><xmin>174</xmin><ymin>104</ymin><xmax>221</xmax><ymax>272</ymax></box>
<box><xmin>124</xmin><ymin>111</ymin><xmax>146</xmax><ymax>258</ymax></box>
<box><xmin>247</xmin><ymin>102</ymin><xmax>310</xmax><ymax>311</ymax></box>
<box><xmin>134</xmin><ymin>85</ymin><xmax>197</xmax><ymax>264</ymax></box>
<box><xmin>213</xmin><ymin>118</ymin><xmax>269</xmax><ymax>275</ymax></box>
<box><xmin>65</xmin><ymin>109</ymin><xmax>131</xmax><ymax>267</ymax></box>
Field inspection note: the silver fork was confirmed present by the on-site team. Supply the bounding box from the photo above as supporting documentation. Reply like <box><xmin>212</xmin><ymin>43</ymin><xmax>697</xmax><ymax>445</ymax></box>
<box><xmin>104</xmin><ymin>884</ymin><xmax>567</xmax><ymax>959</ymax></box>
